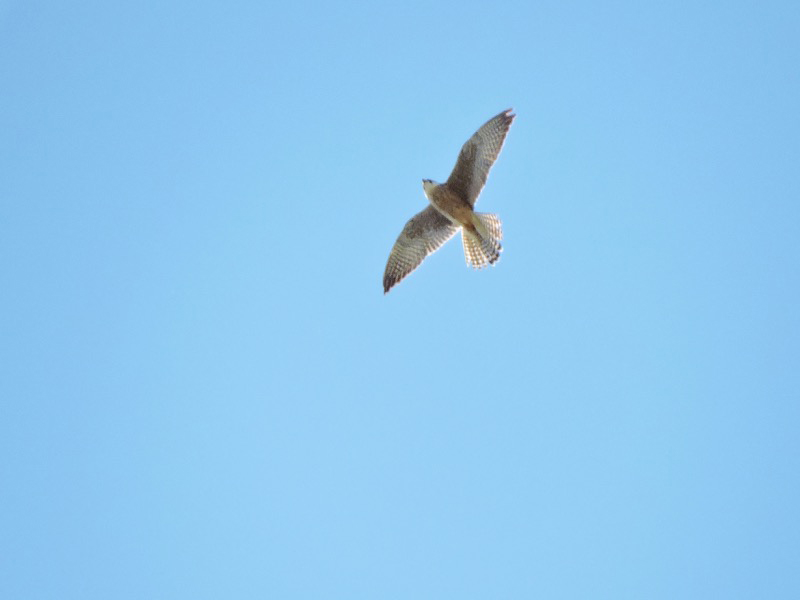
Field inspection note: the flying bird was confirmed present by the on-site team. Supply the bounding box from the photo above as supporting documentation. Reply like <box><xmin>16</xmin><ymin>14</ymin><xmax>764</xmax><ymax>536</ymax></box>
<box><xmin>383</xmin><ymin>109</ymin><xmax>515</xmax><ymax>293</ymax></box>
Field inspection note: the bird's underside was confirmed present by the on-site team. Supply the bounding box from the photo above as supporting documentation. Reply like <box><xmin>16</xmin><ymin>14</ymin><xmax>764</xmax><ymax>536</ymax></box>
<box><xmin>383</xmin><ymin>108</ymin><xmax>515</xmax><ymax>293</ymax></box>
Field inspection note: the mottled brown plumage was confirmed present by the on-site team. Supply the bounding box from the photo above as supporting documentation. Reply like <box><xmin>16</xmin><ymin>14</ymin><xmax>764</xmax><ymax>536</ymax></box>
<box><xmin>383</xmin><ymin>109</ymin><xmax>515</xmax><ymax>293</ymax></box>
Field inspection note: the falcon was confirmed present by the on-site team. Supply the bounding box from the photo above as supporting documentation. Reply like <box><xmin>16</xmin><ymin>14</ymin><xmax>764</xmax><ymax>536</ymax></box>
<box><xmin>383</xmin><ymin>109</ymin><xmax>515</xmax><ymax>293</ymax></box>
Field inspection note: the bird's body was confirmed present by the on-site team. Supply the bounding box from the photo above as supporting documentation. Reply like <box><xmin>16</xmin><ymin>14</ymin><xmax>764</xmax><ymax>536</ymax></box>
<box><xmin>383</xmin><ymin>109</ymin><xmax>515</xmax><ymax>293</ymax></box>
<box><xmin>424</xmin><ymin>180</ymin><xmax>473</xmax><ymax>231</ymax></box>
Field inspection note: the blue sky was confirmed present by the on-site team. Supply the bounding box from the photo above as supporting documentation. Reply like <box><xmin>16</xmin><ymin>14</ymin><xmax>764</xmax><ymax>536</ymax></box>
<box><xmin>2</xmin><ymin>1</ymin><xmax>799</xmax><ymax>598</ymax></box>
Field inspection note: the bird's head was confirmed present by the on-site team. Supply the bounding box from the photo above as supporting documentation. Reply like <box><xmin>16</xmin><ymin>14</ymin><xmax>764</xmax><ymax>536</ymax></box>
<box><xmin>422</xmin><ymin>179</ymin><xmax>438</xmax><ymax>195</ymax></box>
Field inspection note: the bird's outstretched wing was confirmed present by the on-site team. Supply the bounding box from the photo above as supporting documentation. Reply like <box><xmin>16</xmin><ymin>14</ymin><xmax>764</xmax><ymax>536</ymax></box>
<box><xmin>383</xmin><ymin>205</ymin><xmax>458</xmax><ymax>293</ymax></box>
<box><xmin>446</xmin><ymin>109</ymin><xmax>515</xmax><ymax>206</ymax></box>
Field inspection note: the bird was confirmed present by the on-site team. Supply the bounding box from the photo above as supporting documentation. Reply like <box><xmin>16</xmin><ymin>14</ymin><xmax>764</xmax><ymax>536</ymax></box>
<box><xmin>383</xmin><ymin>108</ymin><xmax>515</xmax><ymax>294</ymax></box>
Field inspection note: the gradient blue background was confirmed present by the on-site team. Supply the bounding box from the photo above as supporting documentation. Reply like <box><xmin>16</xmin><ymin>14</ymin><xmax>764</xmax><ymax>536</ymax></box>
<box><xmin>2</xmin><ymin>1</ymin><xmax>799</xmax><ymax>598</ymax></box>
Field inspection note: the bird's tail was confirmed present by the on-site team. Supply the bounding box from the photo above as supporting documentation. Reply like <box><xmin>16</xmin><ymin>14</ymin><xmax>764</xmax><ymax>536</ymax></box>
<box><xmin>462</xmin><ymin>212</ymin><xmax>503</xmax><ymax>268</ymax></box>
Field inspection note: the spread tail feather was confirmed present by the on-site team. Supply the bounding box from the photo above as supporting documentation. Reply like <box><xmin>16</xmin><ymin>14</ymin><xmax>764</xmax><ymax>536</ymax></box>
<box><xmin>462</xmin><ymin>212</ymin><xmax>503</xmax><ymax>268</ymax></box>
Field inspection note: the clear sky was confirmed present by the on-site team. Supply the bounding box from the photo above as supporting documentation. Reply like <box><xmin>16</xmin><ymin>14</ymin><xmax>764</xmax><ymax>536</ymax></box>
<box><xmin>2</xmin><ymin>1</ymin><xmax>799</xmax><ymax>598</ymax></box>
